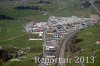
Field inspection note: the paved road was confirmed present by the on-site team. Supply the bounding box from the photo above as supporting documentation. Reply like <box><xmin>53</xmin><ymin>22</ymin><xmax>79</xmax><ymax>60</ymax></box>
<box><xmin>56</xmin><ymin>30</ymin><xmax>79</xmax><ymax>66</ymax></box>
<box><xmin>90</xmin><ymin>0</ymin><xmax>100</xmax><ymax>15</ymax></box>
<box><xmin>38</xmin><ymin>30</ymin><xmax>84</xmax><ymax>66</ymax></box>
<box><xmin>56</xmin><ymin>30</ymin><xmax>85</xmax><ymax>66</ymax></box>
<box><xmin>38</xmin><ymin>31</ymin><xmax>79</xmax><ymax>66</ymax></box>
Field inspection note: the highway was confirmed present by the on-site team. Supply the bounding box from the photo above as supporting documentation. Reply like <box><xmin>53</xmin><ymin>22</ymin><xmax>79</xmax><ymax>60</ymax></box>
<box><xmin>38</xmin><ymin>30</ymin><xmax>79</xmax><ymax>66</ymax></box>
<box><xmin>56</xmin><ymin>30</ymin><xmax>79</xmax><ymax>66</ymax></box>
<box><xmin>90</xmin><ymin>0</ymin><xmax>100</xmax><ymax>15</ymax></box>
<box><xmin>38</xmin><ymin>29</ymin><xmax>86</xmax><ymax>66</ymax></box>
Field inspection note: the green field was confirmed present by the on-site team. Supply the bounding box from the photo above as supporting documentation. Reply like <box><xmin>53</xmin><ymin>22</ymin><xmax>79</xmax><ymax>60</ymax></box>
<box><xmin>64</xmin><ymin>25</ymin><xmax>100</xmax><ymax>66</ymax></box>
<box><xmin>76</xmin><ymin>25</ymin><xmax>100</xmax><ymax>66</ymax></box>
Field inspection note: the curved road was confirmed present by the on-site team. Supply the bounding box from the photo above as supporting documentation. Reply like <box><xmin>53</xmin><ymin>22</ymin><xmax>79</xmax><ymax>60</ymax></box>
<box><xmin>56</xmin><ymin>30</ymin><xmax>79</xmax><ymax>66</ymax></box>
